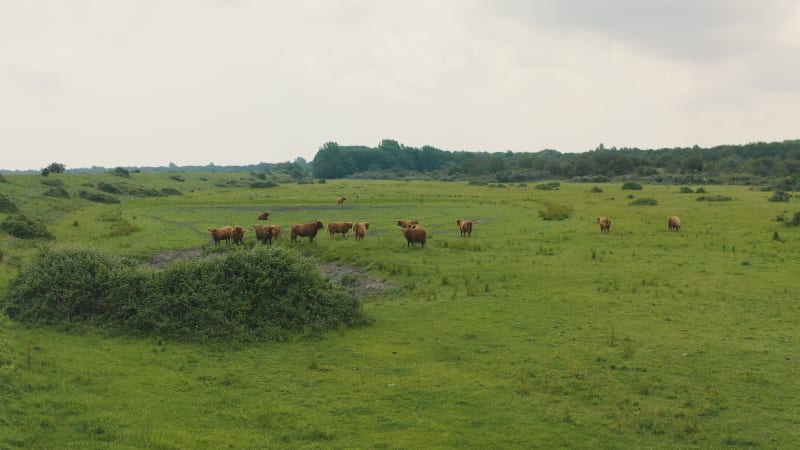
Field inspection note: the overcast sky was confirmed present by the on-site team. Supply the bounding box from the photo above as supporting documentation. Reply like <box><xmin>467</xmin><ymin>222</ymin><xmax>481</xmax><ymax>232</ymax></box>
<box><xmin>2</xmin><ymin>1</ymin><xmax>799</xmax><ymax>170</ymax></box>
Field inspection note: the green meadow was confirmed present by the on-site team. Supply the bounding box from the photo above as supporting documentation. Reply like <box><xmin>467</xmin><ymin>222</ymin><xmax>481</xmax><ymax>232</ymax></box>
<box><xmin>1</xmin><ymin>173</ymin><xmax>799</xmax><ymax>448</ymax></box>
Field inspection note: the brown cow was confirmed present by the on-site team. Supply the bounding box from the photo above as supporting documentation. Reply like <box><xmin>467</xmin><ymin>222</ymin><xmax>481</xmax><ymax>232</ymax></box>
<box><xmin>291</xmin><ymin>220</ymin><xmax>325</xmax><ymax>242</ymax></box>
<box><xmin>253</xmin><ymin>224</ymin><xmax>275</xmax><ymax>245</ymax></box>
<box><xmin>208</xmin><ymin>226</ymin><xmax>233</xmax><ymax>246</ymax></box>
<box><xmin>267</xmin><ymin>224</ymin><xmax>281</xmax><ymax>240</ymax></box>
<box><xmin>257</xmin><ymin>211</ymin><xmax>270</xmax><ymax>220</ymax></box>
<box><xmin>597</xmin><ymin>217</ymin><xmax>612</xmax><ymax>234</ymax></box>
<box><xmin>668</xmin><ymin>216</ymin><xmax>682</xmax><ymax>231</ymax></box>
<box><xmin>402</xmin><ymin>226</ymin><xmax>426</xmax><ymax>247</ymax></box>
<box><xmin>337</xmin><ymin>196</ymin><xmax>347</xmax><ymax>206</ymax></box>
<box><xmin>397</xmin><ymin>219</ymin><xmax>419</xmax><ymax>228</ymax></box>
<box><xmin>327</xmin><ymin>221</ymin><xmax>353</xmax><ymax>238</ymax></box>
<box><xmin>231</xmin><ymin>226</ymin><xmax>245</xmax><ymax>245</ymax></box>
<box><xmin>457</xmin><ymin>219</ymin><xmax>473</xmax><ymax>237</ymax></box>
<box><xmin>353</xmin><ymin>222</ymin><xmax>370</xmax><ymax>241</ymax></box>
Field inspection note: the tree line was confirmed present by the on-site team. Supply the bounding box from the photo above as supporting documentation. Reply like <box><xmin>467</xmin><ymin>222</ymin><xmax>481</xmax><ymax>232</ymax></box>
<box><xmin>311</xmin><ymin>139</ymin><xmax>800</xmax><ymax>186</ymax></box>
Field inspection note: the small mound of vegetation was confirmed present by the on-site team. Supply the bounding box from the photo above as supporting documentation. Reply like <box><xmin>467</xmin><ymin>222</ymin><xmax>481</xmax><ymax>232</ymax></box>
<box><xmin>0</xmin><ymin>214</ymin><xmax>54</xmax><ymax>240</ymax></box>
<box><xmin>589</xmin><ymin>186</ymin><xmax>603</xmax><ymax>193</ymax></box>
<box><xmin>169</xmin><ymin>175</ymin><xmax>185</xmax><ymax>182</ymax></box>
<box><xmin>249</xmin><ymin>181</ymin><xmax>279</xmax><ymax>189</ymax></box>
<box><xmin>97</xmin><ymin>182</ymin><xmax>122</xmax><ymax>194</ymax></box>
<box><xmin>621</xmin><ymin>181</ymin><xmax>642</xmax><ymax>190</ymax></box>
<box><xmin>629</xmin><ymin>198</ymin><xmax>658</xmax><ymax>206</ymax></box>
<box><xmin>43</xmin><ymin>187</ymin><xmax>70</xmax><ymax>198</ymax></box>
<box><xmin>0</xmin><ymin>193</ymin><xmax>19</xmax><ymax>213</ymax></box>
<box><xmin>111</xmin><ymin>167</ymin><xmax>130</xmax><ymax>178</ymax></box>
<box><xmin>768</xmin><ymin>191</ymin><xmax>791</xmax><ymax>202</ymax></box>
<box><xmin>3</xmin><ymin>246</ymin><xmax>367</xmax><ymax>342</ymax></box>
<box><xmin>161</xmin><ymin>188</ymin><xmax>182</xmax><ymax>196</ymax></box>
<box><xmin>535</xmin><ymin>181</ymin><xmax>560</xmax><ymax>190</ymax></box>
<box><xmin>696</xmin><ymin>195</ymin><xmax>733</xmax><ymax>202</ymax></box>
<box><xmin>79</xmin><ymin>190</ymin><xmax>120</xmax><ymax>204</ymax></box>
<box><xmin>679</xmin><ymin>186</ymin><xmax>693</xmax><ymax>193</ymax></box>
<box><xmin>538</xmin><ymin>203</ymin><xmax>573</xmax><ymax>220</ymax></box>
<box><xmin>41</xmin><ymin>178</ymin><xmax>64</xmax><ymax>187</ymax></box>
<box><xmin>783</xmin><ymin>212</ymin><xmax>800</xmax><ymax>226</ymax></box>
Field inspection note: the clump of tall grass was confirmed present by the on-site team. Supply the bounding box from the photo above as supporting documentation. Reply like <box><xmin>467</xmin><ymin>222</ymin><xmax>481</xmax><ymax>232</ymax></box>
<box><xmin>768</xmin><ymin>191</ymin><xmax>791</xmax><ymax>202</ymax></box>
<box><xmin>621</xmin><ymin>181</ymin><xmax>642</xmax><ymax>190</ymax></box>
<box><xmin>629</xmin><ymin>198</ymin><xmax>658</xmax><ymax>206</ymax></box>
<box><xmin>696</xmin><ymin>195</ymin><xmax>732</xmax><ymax>202</ymax></box>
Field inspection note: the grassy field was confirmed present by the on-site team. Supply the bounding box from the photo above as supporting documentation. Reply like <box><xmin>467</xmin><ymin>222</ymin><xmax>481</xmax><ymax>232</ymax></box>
<box><xmin>1</xmin><ymin>173</ymin><xmax>799</xmax><ymax>448</ymax></box>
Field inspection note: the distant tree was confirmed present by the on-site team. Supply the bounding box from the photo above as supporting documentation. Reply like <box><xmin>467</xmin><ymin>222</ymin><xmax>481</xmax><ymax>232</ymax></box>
<box><xmin>41</xmin><ymin>168</ymin><xmax>50</xmax><ymax>177</ymax></box>
<box><xmin>682</xmin><ymin>157</ymin><xmax>704</xmax><ymax>173</ymax></box>
<box><xmin>47</xmin><ymin>162</ymin><xmax>66</xmax><ymax>174</ymax></box>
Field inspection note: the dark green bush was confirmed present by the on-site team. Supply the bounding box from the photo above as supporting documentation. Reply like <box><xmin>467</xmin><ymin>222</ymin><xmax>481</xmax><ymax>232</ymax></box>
<box><xmin>111</xmin><ymin>167</ymin><xmax>130</xmax><ymax>178</ymax></box>
<box><xmin>589</xmin><ymin>186</ymin><xmax>603</xmax><ymax>193</ymax></box>
<box><xmin>79</xmin><ymin>190</ymin><xmax>120</xmax><ymax>204</ymax></box>
<box><xmin>768</xmin><ymin>191</ymin><xmax>791</xmax><ymax>202</ymax></box>
<box><xmin>3</xmin><ymin>246</ymin><xmax>367</xmax><ymax>342</ymax></box>
<box><xmin>97</xmin><ymin>182</ymin><xmax>121</xmax><ymax>194</ymax></box>
<box><xmin>0</xmin><ymin>214</ymin><xmax>54</xmax><ymax>240</ymax></box>
<box><xmin>43</xmin><ymin>187</ymin><xmax>70</xmax><ymax>198</ymax></box>
<box><xmin>249</xmin><ymin>181</ymin><xmax>279</xmax><ymax>189</ymax></box>
<box><xmin>695</xmin><ymin>187</ymin><xmax>707</xmax><ymax>193</ymax></box>
<box><xmin>535</xmin><ymin>182</ymin><xmax>560</xmax><ymax>190</ymax></box>
<box><xmin>784</xmin><ymin>212</ymin><xmax>800</xmax><ymax>226</ymax></box>
<box><xmin>629</xmin><ymin>198</ymin><xmax>658</xmax><ymax>206</ymax></box>
<box><xmin>622</xmin><ymin>181</ymin><xmax>642</xmax><ymax>190</ymax></box>
<box><xmin>41</xmin><ymin>178</ymin><xmax>63</xmax><ymax>187</ymax></box>
<box><xmin>538</xmin><ymin>203</ymin><xmax>573</xmax><ymax>220</ymax></box>
<box><xmin>679</xmin><ymin>186</ymin><xmax>694</xmax><ymax>193</ymax></box>
<box><xmin>0</xmin><ymin>194</ymin><xmax>19</xmax><ymax>213</ymax></box>
<box><xmin>697</xmin><ymin>195</ymin><xmax>733</xmax><ymax>202</ymax></box>
<box><xmin>161</xmin><ymin>188</ymin><xmax>182</xmax><ymax>196</ymax></box>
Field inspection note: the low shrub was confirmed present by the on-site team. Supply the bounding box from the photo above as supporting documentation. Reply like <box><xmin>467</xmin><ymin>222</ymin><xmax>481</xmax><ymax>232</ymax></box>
<box><xmin>161</xmin><ymin>188</ymin><xmax>182</xmax><ymax>196</ymax></box>
<box><xmin>0</xmin><ymin>194</ymin><xmax>19</xmax><ymax>213</ymax></box>
<box><xmin>697</xmin><ymin>195</ymin><xmax>733</xmax><ymax>202</ymax></box>
<box><xmin>169</xmin><ymin>175</ymin><xmax>185</xmax><ymax>182</ymax></box>
<box><xmin>111</xmin><ymin>167</ymin><xmax>130</xmax><ymax>178</ymax></box>
<box><xmin>535</xmin><ymin>182</ymin><xmax>560</xmax><ymax>190</ymax></box>
<box><xmin>589</xmin><ymin>186</ymin><xmax>603</xmax><ymax>193</ymax></box>
<box><xmin>0</xmin><ymin>214</ymin><xmax>54</xmax><ymax>240</ymax></box>
<box><xmin>784</xmin><ymin>212</ymin><xmax>800</xmax><ymax>226</ymax></box>
<box><xmin>40</xmin><ymin>178</ymin><xmax>64</xmax><ymax>187</ymax></box>
<box><xmin>538</xmin><ymin>203</ymin><xmax>573</xmax><ymax>220</ymax></box>
<box><xmin>79</xmin><ymin>190</ymin><xmax>120</xmax><ymax>204</ymax></box>
<box><xmin>43</xmin><ymin>187</ymin><xmax>70</xmax><ymax>198</ymax></box>
<box><xmin>695</xmin><ymin>187</ymin><xmax>707</xmax><ymax>193</ymax></box>
<box><xmin>768</xmin><ymin>191</ymin><xmax>791</xmax><ymax>202</ymax></box>
<box><xmin>622</xmin><ymin>181</ymin><xmax>642</xmax><ymax>190</ymax></box>
<box><xmin>629</xmin><ymin>198</ymin><xmax>658</xmax><ymax>206</ymax></box>
<box><xmin>97</xmin><ymin>182</ymin><xmax>121</xmax><ymax>194</ymax></box>
<box><xmin>3</xmin><ymin>246</ymin><xmax>367</xmax><ymax>342</ymax></box>
<box><xmin>249</xmin><ymin>181</ymin><xmax>279</xmax><ymax>189</ymax></box>
<box><xmin>679</xmin><ymin>186</ymin><xmax>693</xmax><ymax>193</ymax></box>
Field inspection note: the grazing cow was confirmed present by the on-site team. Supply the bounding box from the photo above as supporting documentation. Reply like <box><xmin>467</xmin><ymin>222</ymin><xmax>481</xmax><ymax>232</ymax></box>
<box><xmin>337</xmin><ymin>196</ymin><xmax>347</xmax><ymax>206</ymax></box>
<box><xmin>353</xmin><ymin>222</ymin><xmax>370</xmax><ymax>240</ymax></box>
<box><xmin>597</xmin><ymin>217</ymin><xmax>612</xmax><ymax>234</ymax></box>
<box><xmin>327</xmin><ymin>221</ymin><xmax>353</xmax><ymax>238</ymax></box>
<box><xmin>291</xmin><ymin>220</ymin><xmax>325</xmax><ymax>242</ymax></box>
<box><xmin>231</xmin><ymin>226</ymin><xmax>245</xmax><ymax>245</ymax></box>
<box><xmin>397</xmin><ymin>219</ymin><xmax>419</xmax><ymax>228</ymax></box>
<box><xmin>457</xmin><ymin>219</ymin><xmax>473</xmax><ymax>237</ymax></box>
<box><xmin>402</xmin><ymin>226</ymin><xmax>426</xmax><ymax>247</ymax></box>
<box><xmin>257</xmin><ymin>211</ymin><xmax>270</xmax><ymax>220</ymax></box>
<box><xmin>253</xmin><ymin>224</ymin><xmax>275</xmax><ymax>245</ymax></box>
<box><xmin>208</xmin><ymin>226</ymin><xmax>233</xmax><ymax>246</ymax></box>
<box><xmin>668</xmin><ymin>216</ymin><xmax>682</xmax><ymax>231</ymax></box>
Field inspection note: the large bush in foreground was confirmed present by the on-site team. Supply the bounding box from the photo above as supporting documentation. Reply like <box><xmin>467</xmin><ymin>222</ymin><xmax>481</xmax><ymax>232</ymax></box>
<box><xmin>3</xmin><ymin>246</ymin><xmax>367</xmax><ymax>342</ymax></box>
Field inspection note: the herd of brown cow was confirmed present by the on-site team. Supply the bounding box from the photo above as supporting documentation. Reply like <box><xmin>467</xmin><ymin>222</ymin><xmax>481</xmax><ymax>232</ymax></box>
<box><xmin>210</xmin><ymin>198</ymin><xmax>682</xmax><ymax>247</ymax></box>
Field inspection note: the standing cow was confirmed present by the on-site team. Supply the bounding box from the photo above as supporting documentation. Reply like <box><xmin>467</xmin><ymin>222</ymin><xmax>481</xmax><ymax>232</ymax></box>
<box><xmin>327</xmin><ymin>221</ymin><xmax>353</xmax><ymax>239</ymax></box>
<box><xmin>597</xmin><ymin>217</ymin><xmax>612</xmax><ymax>234</ymax></box>
<box><xmin>253</xmin><ymin>224</ymin><xmax>275</xmax><ymax>245</ymax></box>
<box><xmin>208</xmin><ymin>226</ymin><xmax>233</xmax><ymax>246</ymax></box>
<box><xmin>291</xmin><ymin>220</ymin><xmax>325</xmax><ymax>242</ymax></box>
<box><xmin>353</xmin><ymin>222</ymin><xmax>370</xmax><ymax>241</ymax></box>
<box><xmin>337</xmin><ymin>196</ymin><xmax>347</xmax><ymax>206</ymax></box>
<box><xmin>402</xmin><ymin>226</ymin><xmax>426</xmax><ymax>247</ymax></box>
<box><xmin>457</xmin><ymin>219</ymin><xmax>473</xmax><ymax>237</ymax></box>
<box><xmin>667</xmin><ymin>216</ymin><xmax>682</xmax><ymax>231</ymax></box>
<box><xmin>231</xmin><ymin>226</ymin><xmax>245</xmax><ymax>245</ymax></box>
<box><xmin>257</xmin><ymin>211</ymin><xmax>271</xmax><ymax>220</ymax></box>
